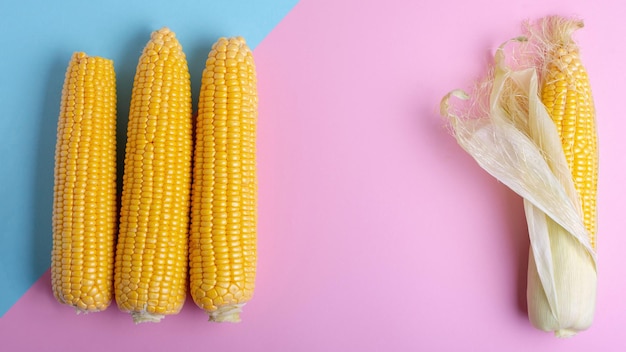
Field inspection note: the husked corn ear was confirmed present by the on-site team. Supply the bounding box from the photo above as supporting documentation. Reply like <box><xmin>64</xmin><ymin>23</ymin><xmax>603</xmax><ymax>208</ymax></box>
<box><xmin>526</xmin><ymin>16</ymin><xmax>598</xmax><ymax>337</ymax></box>
<box><xmin>115</xmin><ymin>27</ymin><xmax>193</xmax><ymax>323</ymax></box>
<box><xmin>439</xmin><ymin>16</ymin><xmax>599</xmax><ymax>338</ymax></box>
<box><xmin>189</xmin><ymin>37</ymin><xmax>258</xmax><ymax>323</ymax></box>
<box><xmin>51</xmin><ymin>52</ymin><xmax>117</xmax><ymax>312</ymax></box>
<box><xmin>540</xmin><ymin>20</ymin><xmax>598</xmax><ymax>247</ymax></box>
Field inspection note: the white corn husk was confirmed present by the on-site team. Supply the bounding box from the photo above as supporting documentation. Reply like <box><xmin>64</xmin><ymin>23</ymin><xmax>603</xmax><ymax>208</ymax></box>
<box><xmin>440</xmin><ymin>36</ymin><xmax>596</xmax><ymax>337</ymax></box>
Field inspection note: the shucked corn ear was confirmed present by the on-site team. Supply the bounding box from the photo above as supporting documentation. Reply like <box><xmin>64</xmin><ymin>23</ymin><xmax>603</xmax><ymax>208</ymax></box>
<box><xmin>538</xmin><ymin>19</ymin><xmax>598</xmax><ymax>246</ymax></box>
<box><xmin>440</xmin><ymin>16</ymin><xmax>597</xmax><ymax>337</ymax></box>
<box><xmin>189</xmin><ymin>37</ymin><xmax>258</xmax><ymax>322</ymax></box>
<box><xmin>115</xmin><ymin>27</ymin><xmax>193</xmax><ymax>323</ymax></box>
<box><xmin>51</xmin><ymin>53</ymin><xmax>117</xmax><ymax>312</ymax></box>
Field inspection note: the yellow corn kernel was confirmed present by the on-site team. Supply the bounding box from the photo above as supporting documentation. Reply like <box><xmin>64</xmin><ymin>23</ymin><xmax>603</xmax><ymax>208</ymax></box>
<box><xmin>189</xmin><ymin>37</ymin><xmax>258</xmax><ymax>323</ymax></box>
<box><xmin>51</xmin><ymin>52</ymin><xmax>117</xmax><ymax>313</ymax></box>
<box><xmin>540</xmin><ymin>20</ymin><xmax>598</xmax><ymax>248</ymax></box>
<box><xmin>115</xmin><ymin>27</ymin><xmax>193</xmax><ymax>323</ymax></box>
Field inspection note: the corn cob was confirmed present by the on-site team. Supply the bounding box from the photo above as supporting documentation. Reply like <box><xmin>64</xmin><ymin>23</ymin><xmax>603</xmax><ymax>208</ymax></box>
<box><xmin>539</xmin><ymin>19</ymin><xmax>597</xmax><ymax>246</ymax></box>
<box><xmin>114</xmin><ymin>27</ymin><xmax>193</xmax><ymax>323</ymax></box>
<box><xmin>439</xmin><ymin>16</ymin><xmax>599</xmax><ymax>337</ymax></box>
<box><xmin>51</xmin><ymin>52</ymin><xmax>117</xmax><ymax>312</ymax></box>
<box><xmin>526</xmin><ymin>17</ymin><xmax>598</xmax><ymax>337</ymax></box>
<box><xmin>189</xmin><ymin>37</ymin><xmax>258</xmax><ymax>322</ymax></box>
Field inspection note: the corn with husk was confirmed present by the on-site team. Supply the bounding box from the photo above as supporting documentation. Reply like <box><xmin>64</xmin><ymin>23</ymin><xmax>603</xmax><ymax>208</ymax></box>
<box><xmin>440</xmin><ymin>16</ymin><xmax>598</xmax><ymax>337</ymax></box>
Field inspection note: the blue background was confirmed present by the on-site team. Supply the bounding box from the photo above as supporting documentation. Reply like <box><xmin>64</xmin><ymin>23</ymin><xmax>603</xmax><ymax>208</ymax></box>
<box><xmin>0</xmin><ymin>0</ymin><xmax>298</xmax><ymax>316</ymax></box>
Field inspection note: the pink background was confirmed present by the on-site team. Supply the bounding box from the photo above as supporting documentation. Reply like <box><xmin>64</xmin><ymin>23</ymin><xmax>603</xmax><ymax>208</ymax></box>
<box><xmin>3</xmin><ymin>0</ymin><xmax>626</xmax><ymax>350</ymax></box>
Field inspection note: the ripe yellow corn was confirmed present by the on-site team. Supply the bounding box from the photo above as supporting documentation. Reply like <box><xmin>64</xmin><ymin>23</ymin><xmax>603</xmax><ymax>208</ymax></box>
<box><xmin>439</xmin><ymin>16</ymin><xmax>598</xmax><ymax>337</ymax></box>
<box><xmin>526</xmin><ymin>16</ymin><xmax>598</xmax><ymax>337</ymax></box>
<box><xmin>51</xmin><ymin>52</ymin><xmax>117</xmax><ymax>312</ymax></box>
<box><xmin>115</xmin><ymin>27</ymin><xmax>193</xmax><ymax>323</ymax></box>
<box><xmin>189</xmin><ymin>37</ymin><xmax>258</xmax><ymax>322</ymax></box>
<box><xmin>540</xmin><ymin>20</ymin><xmax>598</xmax><ymax>247</ymax></box>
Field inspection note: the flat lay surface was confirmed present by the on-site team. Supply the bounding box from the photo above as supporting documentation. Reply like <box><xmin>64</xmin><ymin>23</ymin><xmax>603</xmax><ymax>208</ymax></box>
<box><xmin>1</xmin><ymin>0</ymin><xmax>625</xmax><ymax>350</ymax></box>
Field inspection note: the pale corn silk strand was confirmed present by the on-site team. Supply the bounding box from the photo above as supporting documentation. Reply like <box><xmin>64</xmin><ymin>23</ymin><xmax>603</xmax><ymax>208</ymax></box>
<box><xmin>440</xmin><ymin>18</ymin><xmax>596</xmax><ymax>337</ymax></box>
